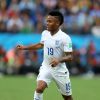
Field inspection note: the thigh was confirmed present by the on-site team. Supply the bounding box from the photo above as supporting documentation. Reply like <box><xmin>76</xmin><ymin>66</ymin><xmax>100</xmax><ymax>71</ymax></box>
<box><xmin>37</xmin><ymin>66</ymin><xmax>52</xmax><ymax>86</ymax></box>
<box><xmin>53</xmin><ymin>74</ymin><xmax>72</xmax><ymax>96</ymax></box>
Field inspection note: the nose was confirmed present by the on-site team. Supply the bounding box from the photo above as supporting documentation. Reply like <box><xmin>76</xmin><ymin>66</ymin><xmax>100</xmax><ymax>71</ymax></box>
<box><xmin>46</xmin><ymin>22</ymin><xmax>49</xmax><ymax>26</ymax></box>
<box><xmin>46</xmin><ymin>23</ymin><xmax>49</xmax><ymax>28</ymax></box>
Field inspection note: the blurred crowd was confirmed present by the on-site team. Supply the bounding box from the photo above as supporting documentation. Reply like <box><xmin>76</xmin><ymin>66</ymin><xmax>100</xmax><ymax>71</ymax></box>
<box><xmin>0</xmin><ymin>45</ymin><xmax>42</xmax><ymax>75</ymax></box>
<box><xmin>0</xmin><ymin>40</ymin><xmax>100</xmax><ymax>76</ymax></box>
<box><xmin>0</xmin><ymin>0</ymin><xmax>100</xmax><ymax>36</ymax></box>
<box><xmin>0</xmin><ymin>0</ymin><xmax>100</xmax><ymax>76</ymax></box>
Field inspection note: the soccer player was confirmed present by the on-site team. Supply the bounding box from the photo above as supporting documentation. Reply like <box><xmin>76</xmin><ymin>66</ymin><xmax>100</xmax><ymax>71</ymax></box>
<box><xmin>16</xmin><ymin>10</ymin><xmax>73</xmax><ymax>100</ymax></box>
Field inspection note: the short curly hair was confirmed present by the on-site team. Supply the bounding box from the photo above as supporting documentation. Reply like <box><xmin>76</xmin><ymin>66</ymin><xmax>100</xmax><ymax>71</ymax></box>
<box><xmin>48</xmin><ymin>10</ymin><xmax>64</xmax><ymax>25</ymax></box>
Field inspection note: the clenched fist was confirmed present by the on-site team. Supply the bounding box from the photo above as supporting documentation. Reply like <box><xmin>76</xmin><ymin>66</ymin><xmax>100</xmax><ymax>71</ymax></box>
<box><xmin>16</xmin><ymin>45</ymin><xmax>24</xmax><ymax>50</ymax></box>
<box><xmin>50</xmin><ymin>58</ymin><xmax>60</xmax><ymax>67</ymax></box>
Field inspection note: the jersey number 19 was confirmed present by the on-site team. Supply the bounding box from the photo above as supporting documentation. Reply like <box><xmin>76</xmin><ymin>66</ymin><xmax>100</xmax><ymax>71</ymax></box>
<box><xmin>47</xmin><ymin>48</ymin><xmax>53</xmax><ymax>55</ymax></box>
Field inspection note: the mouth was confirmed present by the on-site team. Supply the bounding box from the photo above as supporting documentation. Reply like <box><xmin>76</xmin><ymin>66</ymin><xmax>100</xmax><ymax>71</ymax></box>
<box><xmin>46</xmin><ymin>26</ymin><xmax>49</xmax><ymax>30</ymax></box>
<box><xmin>46</xmin><ymin>26</ymin><xmax>51</xmax><ymax>30</ymax></box>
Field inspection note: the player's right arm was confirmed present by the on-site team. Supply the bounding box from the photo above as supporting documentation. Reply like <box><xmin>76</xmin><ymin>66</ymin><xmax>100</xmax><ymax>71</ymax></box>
<box><xmin>16</xmin><ymin>30</ymin><xmax>47</xmax><ymax>50</ymax></box>
<box><xmin>16</xmin><ymin>43</ymin><xmax>44</xmax><ymax>50</ymax></box>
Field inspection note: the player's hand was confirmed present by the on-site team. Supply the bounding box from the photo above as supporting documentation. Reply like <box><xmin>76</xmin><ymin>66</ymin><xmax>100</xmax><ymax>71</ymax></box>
<box><xmin>50</xmin><ymin>58</ymin><xmax>60</xmax><ymax>67</ymax></box>
<box><xmin>16</xmin><ymin>45</ymin><xmax>24</xmax><ymax>50</ymax></box>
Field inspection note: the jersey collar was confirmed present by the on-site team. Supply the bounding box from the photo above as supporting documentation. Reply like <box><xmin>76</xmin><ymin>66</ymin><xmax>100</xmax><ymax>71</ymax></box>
<box><xmin>49</xmin><ymin>29</ymin><xmax>61</xmax><ymax>37</ymax></box>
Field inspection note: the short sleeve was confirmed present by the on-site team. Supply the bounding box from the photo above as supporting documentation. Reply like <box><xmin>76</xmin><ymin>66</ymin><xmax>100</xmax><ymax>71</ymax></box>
<box><xmin>40</xmin><ymin>31</ymin><xmax>46</xmax><ymax>44</ymax></box>
<box><xmin>63</xmin><ymin>35</ymin><xmax>73</xmax><ymax>52</ymax></box>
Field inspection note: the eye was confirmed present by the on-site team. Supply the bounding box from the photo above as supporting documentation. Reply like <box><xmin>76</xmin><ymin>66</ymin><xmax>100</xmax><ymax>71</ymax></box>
<box><xmin>47</xmin><ymin>19</ymin><xmax>52</xmax><ymax>24</ymax></box>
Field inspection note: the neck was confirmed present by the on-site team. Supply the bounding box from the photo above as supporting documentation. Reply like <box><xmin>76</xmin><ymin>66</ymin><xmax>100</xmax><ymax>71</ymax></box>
<box><xmin>50</xmin><ymin>29</ymin><xmax>60</xmax><ymax>36</ymax></box>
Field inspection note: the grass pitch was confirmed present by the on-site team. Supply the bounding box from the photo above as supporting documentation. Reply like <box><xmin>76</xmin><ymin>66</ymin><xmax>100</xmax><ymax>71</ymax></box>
<box><xmin>0</xmin><ymin>75</ymin><xmax>100</xmax><ymax>100</ymax></box>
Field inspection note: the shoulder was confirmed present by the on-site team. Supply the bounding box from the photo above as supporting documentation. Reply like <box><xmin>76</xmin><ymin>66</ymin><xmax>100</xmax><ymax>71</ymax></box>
<box><xmin>60</xmin><ymin>30</ymin><xmax>71</xmax><ymax>40</ymax></box>
<box><xmin>41</xmin><ymin>30</ymin><xmax>49</xmax><ymax>35</ymax></box>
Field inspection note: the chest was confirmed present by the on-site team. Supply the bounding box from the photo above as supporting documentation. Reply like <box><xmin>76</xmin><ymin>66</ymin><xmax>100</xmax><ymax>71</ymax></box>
<box><xmin>44</xmin><ymin>37</ymin><xmax>63</xmax><ymax>48</ymax></box>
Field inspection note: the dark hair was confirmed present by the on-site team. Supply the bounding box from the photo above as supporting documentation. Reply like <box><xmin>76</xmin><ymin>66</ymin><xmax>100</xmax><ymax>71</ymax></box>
<box><xmin>48</xmin><ymin>10</ymin><xmax>64</xmax><ymax>25</ymax></box>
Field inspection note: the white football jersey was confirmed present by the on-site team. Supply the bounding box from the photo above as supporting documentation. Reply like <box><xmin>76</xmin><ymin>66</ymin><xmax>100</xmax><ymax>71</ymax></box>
<box><xmin>40</xmin><ymin>29</ymin><xmax>72</xmax><ymax>69</ymax></box>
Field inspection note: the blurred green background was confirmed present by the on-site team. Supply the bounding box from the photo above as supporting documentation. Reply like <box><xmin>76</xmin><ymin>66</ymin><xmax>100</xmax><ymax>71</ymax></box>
<box><xmin>0</xmin><ymin>76</ymin><xmax>100</xmax><ymax>100</ymax></box>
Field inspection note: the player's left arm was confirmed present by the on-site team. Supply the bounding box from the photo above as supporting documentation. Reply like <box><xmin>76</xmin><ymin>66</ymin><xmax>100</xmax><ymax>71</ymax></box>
<box><xmin>59</xmin><ymin>52</ymin><xmax>73</xmax><ymax>63</ymax></box>
<box><xmin>60</xmin><ymin>34</ymin><xmax>73</xmax><ymax>62</ymax></box>
<box><xmin>50</xmin><ymin>52</ymin><xmax>73</xmax><ymax>67</ymax></box>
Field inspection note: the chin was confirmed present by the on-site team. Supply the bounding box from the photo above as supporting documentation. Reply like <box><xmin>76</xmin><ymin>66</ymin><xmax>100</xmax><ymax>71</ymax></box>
<box><xmin>46</xmin><ymin>28</ymin><xmax>51</xmax><ymax>31</ymax></box>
